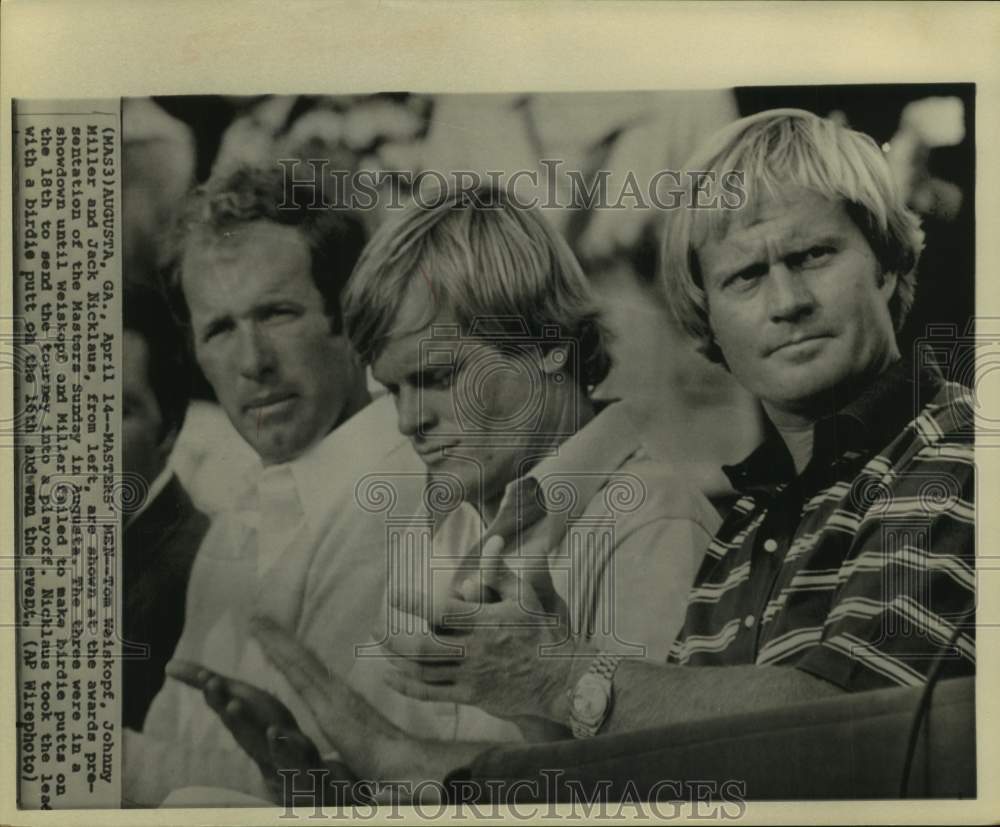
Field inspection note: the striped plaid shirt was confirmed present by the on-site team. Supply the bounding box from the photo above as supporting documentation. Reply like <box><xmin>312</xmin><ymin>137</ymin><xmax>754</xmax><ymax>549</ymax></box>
<box><xmin>668</xmin><ymin>361</ymin><xmax>976</xmax><ymax>690</ymax></box>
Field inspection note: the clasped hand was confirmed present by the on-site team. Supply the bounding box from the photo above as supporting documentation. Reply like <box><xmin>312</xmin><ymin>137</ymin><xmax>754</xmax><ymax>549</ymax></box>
<box><xmin>378</xmin><ymin>534</ymin><xmax>578</xmax><ymax>726</ymax></box>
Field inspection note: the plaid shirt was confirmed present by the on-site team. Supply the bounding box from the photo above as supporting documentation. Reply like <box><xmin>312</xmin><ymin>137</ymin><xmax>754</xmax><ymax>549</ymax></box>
<box><xmin>668</xmin><ymin>361</ymin><xmax>975</xmax><ymax>690</ymax></box>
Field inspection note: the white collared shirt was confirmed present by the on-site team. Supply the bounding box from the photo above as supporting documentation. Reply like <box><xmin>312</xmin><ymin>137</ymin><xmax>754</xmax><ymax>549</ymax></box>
<box><xmin>126</xmin><ymin>395</ymin><xmax>428</xmax><ymax>805</ymax></box>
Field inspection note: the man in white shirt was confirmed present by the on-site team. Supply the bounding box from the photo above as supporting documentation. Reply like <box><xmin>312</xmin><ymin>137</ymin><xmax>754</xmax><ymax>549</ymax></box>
<box><xmin>123</xmin><ymin>165</ymin><xmax>424</xmax><ymax>805</ymax></box>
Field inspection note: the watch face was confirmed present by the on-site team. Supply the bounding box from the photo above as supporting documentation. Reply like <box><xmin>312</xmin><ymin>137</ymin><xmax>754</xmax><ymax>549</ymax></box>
<box><xmin>572</xmin><ymin>674</ymin><xmax>610</xmax><ymax>724</ymax></box>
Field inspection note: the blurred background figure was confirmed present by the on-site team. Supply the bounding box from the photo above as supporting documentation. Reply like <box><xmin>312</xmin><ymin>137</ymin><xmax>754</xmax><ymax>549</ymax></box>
<box><xmin>122</xmin><ymin>283</ymin><xmax>208</xmax><ymax>730</ymax></box>
<box><xmin>123</xmin><ymin>98</ymin><xmax>197</xmax><ymax>291</ymax></box>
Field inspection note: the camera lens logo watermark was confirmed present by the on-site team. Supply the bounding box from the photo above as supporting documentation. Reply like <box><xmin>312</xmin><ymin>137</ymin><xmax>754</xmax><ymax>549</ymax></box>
<box><xmin>914</xmin><ymin>322</ymin><xmax>997</xmax><ymax>443</ymax></box>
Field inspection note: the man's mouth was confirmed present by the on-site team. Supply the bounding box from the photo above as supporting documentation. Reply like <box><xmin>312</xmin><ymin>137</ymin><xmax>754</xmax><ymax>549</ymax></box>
<box><xmin>769</xmin><ymin>334</ymin><xmax>832</xmax><ymax>356</ymax></box>
<box><xmin>244</xmin><ymin>392</ymin><xmax>297</xmax><ymax>415</ymax></box>
<box><xmin>414</xmin><ymin>443</ymin><xmax>458</xmax><ymax>464</ymax></box>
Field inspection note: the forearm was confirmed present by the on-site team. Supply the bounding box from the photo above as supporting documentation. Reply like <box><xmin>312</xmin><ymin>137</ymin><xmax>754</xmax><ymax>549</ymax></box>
<box><xmin>548</xmin><ymin>659</ymin><xmax>844</xmax><ymax>735</ymax></box>
<box><xmin>316</xmin><ymin>668</ymin><xmax>403</xmax><ymax>773</ymax></box>
<box><xmin>320</xmin><ymin>670</ymin><xmax>496</xmax><ymax>785</ymax></box>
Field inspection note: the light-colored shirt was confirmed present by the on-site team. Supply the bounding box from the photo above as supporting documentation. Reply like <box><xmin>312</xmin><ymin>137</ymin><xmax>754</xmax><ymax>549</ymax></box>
<box><xmin>349</xmin><ymin>400</ymin><xmax>721</xmax><ymax>742</ymax></box>
<box><xmin>168</xmin><ymin>398</ymin><xmax>260</xmax><ymax>517</ymax></box>
<box><xmin>124</xmin><ymin>395</ymin><xmax>426</xmax><ymax>805</ymax></box>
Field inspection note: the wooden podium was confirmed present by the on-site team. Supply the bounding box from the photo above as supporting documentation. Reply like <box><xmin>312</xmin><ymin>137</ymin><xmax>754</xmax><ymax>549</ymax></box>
<box><xmin>454</xmin><ymin>676</ymin><xmax>974</xmax><ymax>801</ymax></box>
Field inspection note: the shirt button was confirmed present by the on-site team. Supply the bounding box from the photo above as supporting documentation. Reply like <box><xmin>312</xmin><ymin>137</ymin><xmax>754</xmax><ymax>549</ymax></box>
<box><xmin>763</xmin><ymin>538</ymin><xmax>779</xmax><ymax>552</ymax></box>
<box><xmin>744</xmin><ymin>614</ymin><xmax>756</xmax><ymax>629</ymax></box>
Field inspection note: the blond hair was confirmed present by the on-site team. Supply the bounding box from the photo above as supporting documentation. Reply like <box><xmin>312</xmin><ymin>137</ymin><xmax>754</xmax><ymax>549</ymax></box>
<box><xmin>344</xmin><ymin>187</ymin><xmax>613</xmax><ymax>388</ymax></box>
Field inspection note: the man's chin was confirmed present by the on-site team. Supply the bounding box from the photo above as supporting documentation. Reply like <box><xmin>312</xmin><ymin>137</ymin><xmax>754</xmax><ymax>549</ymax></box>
<box><xmin>250</xmin><ymin>429</ymin><xmax>314</xmax><ymax>467</ymax></box>
<box><xmin>767</xmin><ymin>368</ymin><xmax>862</xmax><ymax>416</ymax></box>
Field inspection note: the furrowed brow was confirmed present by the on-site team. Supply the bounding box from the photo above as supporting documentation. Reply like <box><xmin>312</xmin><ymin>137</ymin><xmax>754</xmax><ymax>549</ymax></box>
<box><xmin>708</xmin><ymin>246</ymin><xmax>766</xmax><ymax>285</ymax></box>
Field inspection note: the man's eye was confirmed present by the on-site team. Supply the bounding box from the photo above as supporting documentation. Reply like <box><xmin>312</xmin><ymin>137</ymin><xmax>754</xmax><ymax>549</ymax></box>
<box><xmin>262</xmin><ymin>306</ymin><xmax>300</xmax><ymax>323</ymax></box>
<box><xmin>725</xmin><ymin>263</ymin><xmax>767</xmax><ymax>289</ymax></box>
<box><xmin>422</xmin><ymin>370</ymin><xmax>454</xmax><ymax>390</ymax></box>
<box><xmin>795</xmin><ymin>246</ymin><xmax>835</xmax><ymax>267</ymax></box>
<box><xmin>202</xmin><ymin>320</ymin><xmax>233</xmax><ymax>342</ymax></box>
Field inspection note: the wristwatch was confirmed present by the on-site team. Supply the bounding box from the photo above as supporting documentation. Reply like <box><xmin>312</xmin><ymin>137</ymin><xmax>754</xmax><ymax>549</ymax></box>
<box><xmin>568</xmin><ymin>653</ymin><xmax>622</xmax><ymax>738</ymax></box>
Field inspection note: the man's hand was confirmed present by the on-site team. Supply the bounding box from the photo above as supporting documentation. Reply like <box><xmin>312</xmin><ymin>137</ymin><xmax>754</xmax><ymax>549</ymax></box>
<box><xmin>165</xmin><ymin>660</ymin><xmax>323</xmax><ymax>801</ymax></box>
<box><xmin>379</xmin><ymin>540</ymin><xmax>582</xmax><ymax>726</ymax></box>
<box><xmin>250</xmin><ymin>617</ymin><xmax>499</xmax><ymax>785</ymax></box>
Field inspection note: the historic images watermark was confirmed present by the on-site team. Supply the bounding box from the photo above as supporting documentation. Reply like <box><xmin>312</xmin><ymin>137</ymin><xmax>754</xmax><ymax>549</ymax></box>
<box><xmin>275</xmin><ymin>769</ymin><xmax>748</xmax><ymax>821</ymax></box>
<box><xmin>277</xmin><ymin>158</ymin><xmax>747</xmax><ymax>212</ymax></box>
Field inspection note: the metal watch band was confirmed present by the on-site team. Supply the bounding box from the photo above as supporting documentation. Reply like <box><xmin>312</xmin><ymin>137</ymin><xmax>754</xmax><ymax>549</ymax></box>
<box><xmin>569</xmin><ymin>652</ymin><xmax>623</xmax><ymax>738</ymax></box>
<box><xmin>592</xmin><ymin>653</ymin><xmax>623</xmax><ymax>681</ymax></box>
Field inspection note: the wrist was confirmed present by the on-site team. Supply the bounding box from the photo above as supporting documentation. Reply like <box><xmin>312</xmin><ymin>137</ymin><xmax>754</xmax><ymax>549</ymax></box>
<box><xmin>544</xmin><ymin>648</ymin><xmax>594</xmax><ymax>725</ymax></box>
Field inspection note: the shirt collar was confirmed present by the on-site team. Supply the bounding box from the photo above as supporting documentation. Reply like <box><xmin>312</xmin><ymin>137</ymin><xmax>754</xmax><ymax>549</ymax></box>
<box><xmin>488</xmin><ymin>400</ymin><xmax>646</xmax><ymax>547</ymax></box>
<box><xmin>237</xmin><ymin>394</ymin><xmax>400</xmax><ymax>526</ymax></box>
<box><xmin>529</xmin><ymin>399</ymin><xmax>643</xmax><ymax>502</ymax></box>
<box><xmin>723</xmin><ymin>358</ymin><xmax>944</xmax><ymax>493</ymax></box>
<box><xmin>292</xmin><ymin>394</ymin><xmax>400</xmax><ymax>523</ymax></box>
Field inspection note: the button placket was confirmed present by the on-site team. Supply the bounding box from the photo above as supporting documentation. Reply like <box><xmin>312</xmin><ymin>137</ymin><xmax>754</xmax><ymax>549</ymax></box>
<box><xmin>749</xmin><ymin>481</ymin><xmax>803</xmax><ymax>657</ymax></box>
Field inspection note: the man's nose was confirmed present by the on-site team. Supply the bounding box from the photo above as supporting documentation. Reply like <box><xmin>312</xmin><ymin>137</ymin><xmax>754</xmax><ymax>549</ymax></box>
<box><xmin>236</xmin><ymin>323</ymin><xmax>278</xmax><ymax>381</ymax></box>
<box><xmin>767</xmin><ymin>265</ymin><xmax>816</xmax><ymax>323</ymax></box>
<box><xmin>396</xmin><ymin>386</ymin><xmax>436</xmax><ymax>438</ymax></box>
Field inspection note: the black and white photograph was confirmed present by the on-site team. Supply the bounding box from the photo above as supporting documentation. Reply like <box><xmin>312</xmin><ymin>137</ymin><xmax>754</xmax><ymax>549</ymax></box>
<box><xmin>3</xmin><ymin>2</ymin><xmax>997</xmax><ymax>823</ymax></box>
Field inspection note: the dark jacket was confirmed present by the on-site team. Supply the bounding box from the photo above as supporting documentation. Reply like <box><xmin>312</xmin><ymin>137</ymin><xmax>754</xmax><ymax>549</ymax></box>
<box><xmin>122</xmin><ymin>474</ymin><xmax>209</xmax><ymax>730</ymax></box>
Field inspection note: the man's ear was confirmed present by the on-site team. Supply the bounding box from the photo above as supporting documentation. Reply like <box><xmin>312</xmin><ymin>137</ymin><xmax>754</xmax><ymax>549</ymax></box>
<box><xmin>878</xmin><ymin>269</ymin><xmax>899</xmax><ymax>300</ymax></box>
<box><xmin>540</xmin><ymin>344</ymin><xmax>571</xmax><ymax>378</ymax></box>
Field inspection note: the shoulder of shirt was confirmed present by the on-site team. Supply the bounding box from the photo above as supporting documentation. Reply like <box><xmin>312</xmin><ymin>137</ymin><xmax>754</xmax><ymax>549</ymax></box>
<box><xmin>613</xmin><ymin>448</ymin><xmax>722</xmax><ymax>532</ymax></box>
<box><xmin>586</xmin><ymin>402</ymin><xmax>721</xmax><ymax>531</ymax></box>
<box><xmin>333</xmin><ymin>394</ymin><xmax>409</xmax><ymax>452</ymax></box>
<box><xmin>876</xmin><ymin>378</ymin><xmax>975</xmax><ymax>466</ymax></box>
<box><xmin>920</xmin><ymin>379</ymin><xmax>975</xmax><ymax>443</ymax></box>
<box><xmin>308</xmin><ymin>395</ymin><xmax>416</xmax><ymax>470</ymax></box>
<box><xmin>831</xmin><ymin>379</ymin><xmax>976</xmax><ymax>535</ymax></box>
<box><xmin>293</xmin><ymin>395</ymin><xmax>423</xmax><ymax>521</ymax></box>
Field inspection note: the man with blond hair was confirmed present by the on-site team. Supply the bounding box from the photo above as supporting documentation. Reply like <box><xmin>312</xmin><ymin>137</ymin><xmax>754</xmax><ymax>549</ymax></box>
<box><xmin>340</xmin><ymin>186</ymin><xmax>719</xmax><ymax>736</ymax></box>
